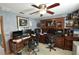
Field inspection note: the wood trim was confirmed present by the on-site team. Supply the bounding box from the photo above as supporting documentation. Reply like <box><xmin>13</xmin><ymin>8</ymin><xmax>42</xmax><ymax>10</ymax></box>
<box><xmin>42</xmin><ymin>17</ymin><xmax>65</xmax><ymax>21</ymax></box>
<box><xmin>16</xmin><ymin>16</ymin><xmax>19</xmax><ymax>29</ymax></box>
<box><xmin>0</xmin><ymin>16</ymin><xmax>6</xmax><ymax>54</ymax></box>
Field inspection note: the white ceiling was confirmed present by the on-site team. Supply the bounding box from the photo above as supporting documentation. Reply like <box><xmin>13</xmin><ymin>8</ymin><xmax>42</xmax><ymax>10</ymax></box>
<box><xmin>0</xmin><ymin>0</ymin><xmax>79</xmax><ymax>19</ymax></box>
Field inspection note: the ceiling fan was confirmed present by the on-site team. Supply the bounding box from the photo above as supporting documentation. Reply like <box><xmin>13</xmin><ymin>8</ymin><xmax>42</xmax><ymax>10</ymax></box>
<box><xmin>30</xmin><ymin>3</ymin><xmax>60</xmax><ymax>17</ymax></box>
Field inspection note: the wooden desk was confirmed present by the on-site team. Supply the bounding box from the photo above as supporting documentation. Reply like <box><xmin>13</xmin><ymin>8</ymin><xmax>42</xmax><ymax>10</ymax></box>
<box><xmin>55</xmin><ymin>36</ymin><xmax>64</xmax><ymax>49</ymax></box>
<box><xmin>64</xmin><ymin>36</ymin><xmax>73</xmax><ymax>51</ymax></box>
<box><xmin>9</xmin><ymin>36</ymin><xmax>32</xmax><ymax>54</ymax></box>
<box><xmin>39</xmin><ymin>35</ymin><xmax>46</xmax><ymax>43</ymax></box>
<box><xmin>39</xmin><ymin>33</ymin><xmax>47</xmax><ymax>43</ymax></box>
<box><xmin>55</xmin><ymin>35</ymin><xmax>79</xmax><ymax>51</ymax></box>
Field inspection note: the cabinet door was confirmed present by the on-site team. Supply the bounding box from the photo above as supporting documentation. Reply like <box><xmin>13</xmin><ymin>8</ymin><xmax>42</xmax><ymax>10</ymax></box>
<box><xmin>55</xmin><ymin>18</ymin><xmax>64</xmax><ymax>30</ymax></box>
<box><xmin>39</xmin><ymin>35</ymin><xmax>46</xmax><ymax>43</ymax></box>
<box><xmin>64</xmin><ymin>40</ymin><xmax>73</xmax><ymax>51</ymax></box>
<box><xmin>55</xmin><ymin>37</ymin><xmax>64</xmax><ymax>49</ymax></box>
<box><xmin>64</xmin><ymin>36</ymin><xmax>73</xmax><ymax>51</ymax></box>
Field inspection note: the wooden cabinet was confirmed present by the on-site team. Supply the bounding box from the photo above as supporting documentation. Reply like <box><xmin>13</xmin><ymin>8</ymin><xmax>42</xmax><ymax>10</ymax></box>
<box><xmin>40</xmin><ymin>17</ymin><xmax>64</xmax><ymax>32</ymax></box>
<box><xmin>40</xmin><ymin>20</ymin><xmax>47</xmax><ymax>28</ymax></box>
<box><xmin>55</xmin><ymin>36</ymin><xmax>74</xmax><ymax>51</ymax></box>
<box><xmin>55</xmin><ymin>36</ymin><xmax>64</xmax><ymax>49</ymax></box>
<box><xmin>9</xmin><ymin>37</ymin><xmax>31</xmax><ymax>54</ymax></box>
<box><xmin>64</xmin><ymin>36</ymin><xmax>73</xmax><ymax>51</ymax></box>
<box><xmin>64</xmin><ymin>36</ymin><xmax>79</xmax><ymax>51</ymax></box>
<box><xmin>39</xmin><ymin>34</ymin><xmax>47</xmax><ymax>43</ymax></box>
<box><xmin>54</xmin><ymin>18</ymin><xmax>64</xmax><ymax>29</ymax></box>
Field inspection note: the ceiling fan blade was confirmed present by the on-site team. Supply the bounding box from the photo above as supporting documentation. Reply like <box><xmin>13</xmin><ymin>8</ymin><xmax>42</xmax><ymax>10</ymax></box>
<box><xmin>32</xmin><ymin>5</ymin><xmax>39</xmax><ymax>9</ymax></box>
<box><xmin>47</xmin><ymin>3</ymin><xmax>60</xmax><ymax>9</ymax></box>
<box><xmin>47</xmin><ymin>10</ymin><xmax>54</xmax><ymax>14</ymax></box>
<box><xmin>30</xmin><ymin>11</ymin><xmax>39</xmax><ymax>15</ymax></box>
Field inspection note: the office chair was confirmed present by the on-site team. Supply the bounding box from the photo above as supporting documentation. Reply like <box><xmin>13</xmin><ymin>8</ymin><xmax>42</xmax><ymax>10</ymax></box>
<box><xmin>28</xmin><ymin>38</ymin><xmax>39</xmax><ymax>55</ymax></box>
<box><xmin>34</xmin><ymin>28</ymin><xmax>41</xmax><ymax>46</ymax></box>
<box><xmin>46</xmin><ymin>30</ymin><xmax>56</xmax><ymax>51</ymax></box>
<box><xmin>28</xmin><ymin>31</ymin><xmax>39</xmax><ymax>55</ymax></box>
<box><xmin>32</xmin><ymin>38</ymin><xmax>39</xmax><ymax>55</ymax></box>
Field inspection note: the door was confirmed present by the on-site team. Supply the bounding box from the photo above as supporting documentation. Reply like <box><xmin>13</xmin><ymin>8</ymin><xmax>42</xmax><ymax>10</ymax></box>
<box><xmin>0</xmin><ymin>16</ymin><xmax>6</xmax><ymax>55</ymax></box>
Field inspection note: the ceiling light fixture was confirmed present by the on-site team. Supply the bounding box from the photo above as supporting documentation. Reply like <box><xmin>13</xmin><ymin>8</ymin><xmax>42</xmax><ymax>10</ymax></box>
<box><xmin>30</xmin><ymin>3</ymin><xmax>60</xmax><ymax>17</ymax></box>
<box><xmin>39</xmin><ymin>4</ymin><xmax>47</xmax><ymax>17</ymax></box>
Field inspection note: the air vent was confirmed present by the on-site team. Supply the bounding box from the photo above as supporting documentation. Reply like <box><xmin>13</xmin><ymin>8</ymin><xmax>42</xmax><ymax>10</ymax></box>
<box><xmin>19</xmin><ymin>12</ymin><xmax>24</xmax><ymax>14</ymax></box>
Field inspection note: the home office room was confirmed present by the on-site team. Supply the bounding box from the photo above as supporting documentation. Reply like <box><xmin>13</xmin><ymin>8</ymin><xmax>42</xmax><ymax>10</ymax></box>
<box><xmin>0</xmin><ymin>1</ymin><xmax>79</xmax><ymax>58</ymax></box>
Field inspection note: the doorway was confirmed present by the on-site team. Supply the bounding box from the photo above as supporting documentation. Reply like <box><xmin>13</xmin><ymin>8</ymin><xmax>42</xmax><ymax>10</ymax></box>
<box><xmin>0</xmin><ymin>16</ymin><xmax>6</xmax><ymax>54</ymax></box>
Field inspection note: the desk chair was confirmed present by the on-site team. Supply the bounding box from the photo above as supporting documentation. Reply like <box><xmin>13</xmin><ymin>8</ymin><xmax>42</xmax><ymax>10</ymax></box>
<box><xmin>28</xmin><ymin>31</ymin><xmax>39</xmax><ymax>55</ymax></box>
<box><xmin>32</xmin><ymin>39</ymin><xmax>39</xmax><ymax>55</ymax></box>
<box><xmin>46</xmin><ymin>33</ymin><xmax>56</xmax><ymax>52</ymax></box>
<box><xmin>34</xmin><ymin>28</ymin><xmax>41</xmax><ymax>45</ymax></box>
<box><xmin>28</xmin><ymin>38</ymin><xmax>39</xmax><ymax>55</ymax></box>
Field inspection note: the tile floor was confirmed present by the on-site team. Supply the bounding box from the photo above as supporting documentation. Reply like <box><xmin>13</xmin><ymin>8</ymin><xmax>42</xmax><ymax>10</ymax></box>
<box><xmin>22</xmin><ymin>43</ymin><xmax>72</xmax><ymax>55</ymax></box>
<box><xmin>0</xmin><ymin>47</ymin><xmax>4</xmax><ymax>55</ymax></box>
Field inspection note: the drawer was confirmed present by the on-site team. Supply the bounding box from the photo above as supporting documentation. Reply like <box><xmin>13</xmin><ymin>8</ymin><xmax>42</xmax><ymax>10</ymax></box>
<box><xmin>16</xmin><ymin>44</ymin><xmax>24</xmax><ymax>48</ymax></box>
<box><xmin>65</xmin><ymin>45</ymin><xmax>72</xmax><ymax>50</ymax></box>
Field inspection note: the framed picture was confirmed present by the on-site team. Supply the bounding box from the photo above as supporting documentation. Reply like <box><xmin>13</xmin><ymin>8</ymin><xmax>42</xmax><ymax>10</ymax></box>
<box><xmin>17</xmin><ymin>16</ymin><xmax>29</xmax><ymax>30</ymax></box>
<box><xmin>65</xmin><ymin>20</ymin><xmax>74</xmax><ymax>29</ymax></box>
<box><xmin>19</xmin><ymin>18</ymin><xmax>27</xmax><ymax>26</ymax></box>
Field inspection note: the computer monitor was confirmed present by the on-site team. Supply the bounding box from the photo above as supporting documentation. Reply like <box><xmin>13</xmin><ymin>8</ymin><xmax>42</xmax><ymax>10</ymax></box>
<box><xmin>55</xmin><ymin>29</ymin><xmax>64</xmax><ymax>36</ymax></box>
<box><xmin>23</xmin><ymin>29</ymin><xmax>33</xmax><ymax>36</ymax></box>
<box><xmin>12</xmin><ymin>30</ymin><xmax>23</xmax><ymax>39</ymax></box>
<box><xmin>23</xmin><ymin>29</ymin><xmax>32</xmax><ymax>34</ymax></box>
